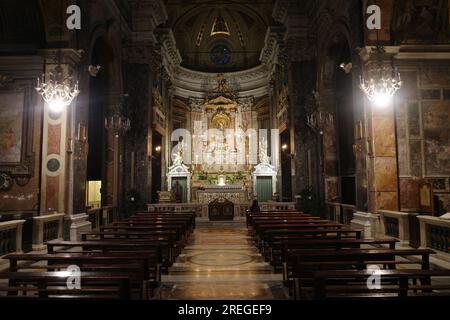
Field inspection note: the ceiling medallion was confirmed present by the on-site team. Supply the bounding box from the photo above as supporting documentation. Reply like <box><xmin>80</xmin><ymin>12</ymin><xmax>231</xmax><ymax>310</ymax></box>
<box><xmin>210</xmin><ymin>45</ymin><xmax>231</xmax><ymax>66</ymax></box>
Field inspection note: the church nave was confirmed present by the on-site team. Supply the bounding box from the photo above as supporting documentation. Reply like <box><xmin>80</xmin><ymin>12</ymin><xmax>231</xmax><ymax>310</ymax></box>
<box><xmin>161</xmin><ymin>219</ymin><xmax>287</xmax><ymax>300</ymax></box>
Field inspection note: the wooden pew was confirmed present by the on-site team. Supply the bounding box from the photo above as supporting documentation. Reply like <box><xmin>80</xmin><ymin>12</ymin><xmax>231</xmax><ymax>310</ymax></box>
<box><xmin>246</xmin><ymin>212</ymin><xmax>308</xmax><ymax>227</ymax></box>
<box><xmin>111</xmin><ymin>220</ymin><xmax>191</xmax><ymax>236</ymax></box>
<box><xmin>288</xmin><ymin>248</ymin><xmax>435</xmax><ymax>299</ymax></box>
<box><xmin>273</xmin><ymin>238</ymin><xmax>399</xmax><ymax>272</ymax></box>
<box><xmin>4</xmin><ymin>252</ymin><xmax>161</xmax><ymax>299</ymax></box>
<box><xmin>0</xmin><ymin>272</ymin><xmax>131</xmax><ymax>300</ymax></box>
<box><xmin>122</xmin><ymin>218</ymin><xmax>194</xmax><ymax>233</ymax></box>
<box><xmin>46</xmin><ymin>240</ymin><xmax>174</xmax><ymax>267</ymax></box>
<box><xmin>259</xmin><ymin>228</ymin><xmax>362</xmax><ymax>253</ymax></box>
<box><xmin>134</xmin><ymin>212</ymin><xmax>196</xmax><ymax>228</ymax></box>
<box><xmin>99</xmin><ymin>224</ymin><xmax>185</xmax><ymax>242</ymax></box>
<box><xmin>313</xmin><ymin>269</ymin><xmax>450</xmax><ymax>300</ymax></box>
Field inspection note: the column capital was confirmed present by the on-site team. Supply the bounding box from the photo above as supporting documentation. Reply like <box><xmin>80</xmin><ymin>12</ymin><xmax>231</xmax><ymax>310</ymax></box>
<box><xmin>37</xmin><ymin>48</ymin><xmax>83</xmax><ymax>67</ymax></box>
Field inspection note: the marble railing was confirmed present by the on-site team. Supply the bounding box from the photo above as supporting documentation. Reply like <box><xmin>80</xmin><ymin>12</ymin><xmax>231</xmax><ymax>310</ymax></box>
<box><xmin>87</xmin><ymin>208</ymin><xmax>103</xmax><ymax>230</ymax></box>
<box><xmin>148</xmin><ymin>203</ymin><xmax>203</xmax><ymax>216</ymax></box>
<box><xmin>379</xmin><ymin>210</ymin><xmax>406</xmax><ymax>240</ymax></box>
<box><xmin>417</xmin><ymin>216</ymin><xmax>450</xmax><ymax>253</ymax></box>
<box><xmin>259</xmin><ymin>202</ymin><xmax>296</xmax><ymax>211</ymax></box>
<box><xmin>325</xmin><ymin>202</ymin><xmax>356</xmax><ymax>225</ymax></box>
<box><xmin>325</xmin><ymin>202</ymin><xmax>341</xmax><ymax>223</ymax></box>
<box><xmin>0</xmin><ymin>220</ymin><xmax>25</xmax><ymax>256</ymax></box>
<box><xmin>102</xmin><ymin>206</ymin><xmax>118</xmax><ymax>224</ymax></box>
<box><xmin>341</xmin><ymin>204</ymin><xmax>356</xmax><ymax>225</ymax></box>
<box><xmin>32</xmin><ymin>213</ymin><xmax>64</xmax><ymax>251</ymax></box>
<box><xmin>147</xmin><ymin>202</ymin><xmax>296</xmax><ymax>218</ymax></box>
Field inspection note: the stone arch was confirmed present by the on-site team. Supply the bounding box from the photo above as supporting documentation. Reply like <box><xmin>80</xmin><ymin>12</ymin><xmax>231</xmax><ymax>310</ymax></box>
<box><xmin>0</xmin><ymin>0</ymin><xmax>46</xmax><ymax>48</ymax></box>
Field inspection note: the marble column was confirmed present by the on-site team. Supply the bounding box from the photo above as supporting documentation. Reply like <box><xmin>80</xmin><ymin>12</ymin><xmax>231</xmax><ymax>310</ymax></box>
<box><xmin>37</xmin><ymin>49</ymin><xmax>91</xmax><ymax>240</ymax></box>
<box><xmin>366</xmin><ymin>93</ymin><xmax>399</xmax><ymax>213</ymax></box>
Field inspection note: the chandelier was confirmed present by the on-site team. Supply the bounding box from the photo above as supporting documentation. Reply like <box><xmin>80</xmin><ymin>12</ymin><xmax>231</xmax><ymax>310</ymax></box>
<box><xmin>105</xmin><ymin>97</ymin><xmax>131</xmax><ymax>138</ymax></box>
<box><xmin>306</xmin><ymin>91</ymin><xmax>333</xmax><ymax>135</ymax></box>
<box><xmin>359</xmin><ymin>46</ymin><xmax>402</xmax><ymax>108</ymax></box>
<box><xmin>306</xmin><ymin>109</ymin><xmax>334</xmax><ymax>135</ymax></box>
<box><xmin>36</xmin><ymin>65</ymin><xmax>80</xmax><ymax>113</ymax></box>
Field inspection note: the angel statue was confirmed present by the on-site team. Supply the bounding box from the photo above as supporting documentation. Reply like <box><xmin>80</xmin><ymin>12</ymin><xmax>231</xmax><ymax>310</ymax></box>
<box><xmin>259</xmin><ymin>137</ymin><xmax>270</xmax><ymax>164</ymax></box>
<box><xmin>172</xmin><ymin>141</ymin><xmax>184</xmax><ymax>166</ymax></box>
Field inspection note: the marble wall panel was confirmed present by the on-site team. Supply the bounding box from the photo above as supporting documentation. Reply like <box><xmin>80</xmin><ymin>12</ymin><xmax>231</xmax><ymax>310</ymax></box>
<box><xmin>325</xmin><ymin>179</ymin><xmax>339</xmax><ymax>201</ymax></box>
<box><xmin>372</xmin><ymin>116</ymin><xmax>396</xmax><ymax>157</ymax></box>
<box><xmin>421</xmin><ymin>68</ymin><xmax>450</xmax><ymax>88</ymax></box>
<box><xmin>397</xmin><ymin>71</ymin><xmax>418</xmax><ymax>100</ymax></box>
<box><xmin>45</xmin><ymin>176</ymin><xmax>59</xmax><ymax>212</ymax></box>
<box><xmin>369</xmin><ymin>191</ymin><xmax>398</xmax><ymax>212</ymax></box>
<box><xmin>409</xmin><ymin>140</ymin><xmax>422</xmax><ymax>177</ymax></box>
<box><xmin>408</xmin><ymin>102</ymin><xmax>421</xmax><ymax>139</ymax></box>
<box><xmin>373</xmin><ymin>157</ymin><xmax>398</xmax><ymax>192</ymax></box>
<box><xmin>47</xmin><ymin>124</ymin><xmax>61</xmax><ymax>156</ymax></box>
<box><xmin>395</xmin><ymin>102</ymin><xmax>409</xmax><ymax>176</ymax></box>
<box><xmin>399</xmin><ymin>178</ymin><xmax>419</xmax><ymax>210</ymax></box>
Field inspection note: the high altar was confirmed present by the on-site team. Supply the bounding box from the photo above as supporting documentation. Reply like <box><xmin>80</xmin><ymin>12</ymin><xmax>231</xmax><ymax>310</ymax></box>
<box><xmin>166</xmin><ymin>77</ymin><xmax>278</xmax><ymax>212</ymax></box>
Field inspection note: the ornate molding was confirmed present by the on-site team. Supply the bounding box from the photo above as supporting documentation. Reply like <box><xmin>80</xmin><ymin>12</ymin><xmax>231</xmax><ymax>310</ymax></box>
<box><xmin>155</xmin><ymin>27</ymin><xmax>182</xmax><ymax>73</ymax></box>
<box><xmin>260</xmin><ymin>26</ymin><xmax>287</xmax><ymax>66</ymax></box>
<box><xmin>172</xmin><ymin>64</ymin><xmax>271</xmax><ymax>99</ymax></box>
<box><xmin>273</xmin><ymin>0</ymin><xmax>289</xmax><ymax>24</ymax></box>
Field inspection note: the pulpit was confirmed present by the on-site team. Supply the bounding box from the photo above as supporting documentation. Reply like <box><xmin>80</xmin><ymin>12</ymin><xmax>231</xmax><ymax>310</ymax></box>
<box><xmin>209</xmin><ymin>198</ymin><xmax>234</xmax><ymax>221</ymax></box>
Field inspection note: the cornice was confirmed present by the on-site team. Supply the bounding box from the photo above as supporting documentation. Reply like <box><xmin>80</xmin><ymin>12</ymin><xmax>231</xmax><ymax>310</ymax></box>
<box><xmin>171</xmin><ymin>65</ymin><xmax>271</xmax><ymax>99</ymax></box>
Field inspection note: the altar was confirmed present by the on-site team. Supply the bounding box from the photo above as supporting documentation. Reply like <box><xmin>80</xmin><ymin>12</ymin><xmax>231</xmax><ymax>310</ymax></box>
<box><xmin>197</xmin><ymin>185</ymin><xmax>248</xmax><ymax>219</ymax></box>
<box><xmin>197</xmin><ymin>185</ymin><xmax>248</xmax><ymax>204</ymax></box>
<box><xmin>162</xmin><ymin>77</ymin><xmax>279</xmax><ymax>215</ymax></box>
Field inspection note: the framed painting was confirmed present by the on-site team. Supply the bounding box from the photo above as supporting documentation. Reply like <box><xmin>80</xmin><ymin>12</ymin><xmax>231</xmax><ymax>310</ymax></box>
<box><xmin>0</xmin><ymin>81</ymin><xmax>34</xmax><ymax>177</ymax></box>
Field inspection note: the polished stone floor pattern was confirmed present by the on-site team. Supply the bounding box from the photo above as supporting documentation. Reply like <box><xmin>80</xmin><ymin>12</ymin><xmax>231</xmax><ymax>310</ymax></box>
<box><xmin>159</xmin><ymin>218</ymin><xmax>288</xmax><ymax>300</ymax></box>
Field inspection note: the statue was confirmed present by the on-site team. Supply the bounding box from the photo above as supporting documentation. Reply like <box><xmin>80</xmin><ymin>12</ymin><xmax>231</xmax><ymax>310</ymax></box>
<box><xmin>172</xmin><ymin>141</ymin><xmax>184</xmax><ymax>166</ymax></box>
<box><xmin>259</xmin><ymin>137</ymin><xmax>270</xmax><ymax>164</ymax></box>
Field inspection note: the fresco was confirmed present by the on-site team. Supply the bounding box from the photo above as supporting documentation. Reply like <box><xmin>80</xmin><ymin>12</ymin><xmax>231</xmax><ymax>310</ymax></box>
<box><xmin>423</xmin><ymin>101</ymin><xmax>450</xmax><ymax>175</ymax></box>
<box><xmin>0</xmin><ymin>91</ymin><xmax>24</xmax><ymax>163</ymax></box>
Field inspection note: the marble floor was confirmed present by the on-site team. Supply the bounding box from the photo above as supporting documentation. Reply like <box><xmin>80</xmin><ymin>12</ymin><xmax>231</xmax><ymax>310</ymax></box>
<box><xmin>159</xmin><ymin>218</ymin><xmax>289</xmax><ymax>300</ymax></box>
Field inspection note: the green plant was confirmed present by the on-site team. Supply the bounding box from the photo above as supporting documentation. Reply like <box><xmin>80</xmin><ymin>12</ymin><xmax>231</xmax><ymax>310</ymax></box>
<box><xmin>207</xmin><ymin>175</ymin><xmax>217</xmax><ymax>184</ymax></box>
<box><xmin>198</xmin><ymin>171</ymin><xmax>207</xmax><ymax>180</ymax></box>
<box><xmin>227</xmin><ymin>174</ymin><xmax>236</xmax><ymax>184</ymax></box>
<box><xmin>236</xmin><ymin>171</ymin><xmax>244</xmax><ymax>180</ymax></box>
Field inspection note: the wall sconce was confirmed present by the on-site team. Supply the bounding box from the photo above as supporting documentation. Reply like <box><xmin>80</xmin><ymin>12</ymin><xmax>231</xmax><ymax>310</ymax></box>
<box><xmin>67</xmin><ymin>138</ymin><xmax>74</xmax><ymax>154</ymax></box>
<box><xmin>367</xmin><ymin>138</ymin><xmax>374</xmax><ymax>156</ymax></box>
<box><xmin>281</xmin><ymin>144</ymin><xmax>288</xmax><ymax>151</ymax></box>
<box><xmin>355</xmin><ymin>120</ymin><xmax>363</xmax><ymax>140</ymax></box>
<box><xmin>76</xmin><ymin>123</ymin><xmax>87</xmax><ymax>143</ymax></box>
<box><xmin>352</xmin><ymin>143</ymin><xmax>362</xmax><ymax>156</ymax></box>
<box><xmin>155</xmin><ymin>145</ymin><xmax>161</xmax><ymax>153</ymax></box>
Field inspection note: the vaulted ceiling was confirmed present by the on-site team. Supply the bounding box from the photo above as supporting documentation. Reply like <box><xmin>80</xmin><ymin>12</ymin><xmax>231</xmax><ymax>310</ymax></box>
<box><xmin>165</xmin><ymin>0</ymin><xmax>275</xmax><ymax>73</ymax></box>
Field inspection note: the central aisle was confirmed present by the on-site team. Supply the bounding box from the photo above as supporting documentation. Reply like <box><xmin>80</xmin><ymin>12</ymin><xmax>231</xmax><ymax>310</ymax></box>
<box><xmin>160</xmin><ymin>218</ymin><xmax>288</xmax><ymax>300</ymax></box>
